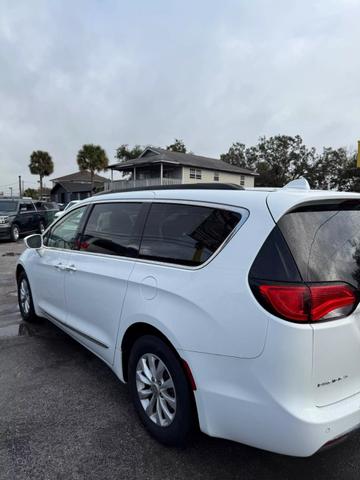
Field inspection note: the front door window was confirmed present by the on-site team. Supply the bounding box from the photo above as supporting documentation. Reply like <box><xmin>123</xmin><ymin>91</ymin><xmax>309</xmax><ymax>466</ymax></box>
<box><xmin>44</xmin><ymin>207</ymin><xmax>87</xmax><ymax>250</ymax></box>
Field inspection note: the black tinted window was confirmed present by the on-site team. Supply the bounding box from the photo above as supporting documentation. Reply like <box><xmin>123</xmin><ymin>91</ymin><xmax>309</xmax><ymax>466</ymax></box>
<box><xmin>278</xmin><ymin>200</ymin><xmax>360</xmax><ymax>288</ymax></box>
<box><xmin>139</xmin><ymin>203</ymin><xmax>241</xmax><ymax>266</ymax></box>
<box><xmin>34</xmin><ymin>202</ymin><xmax>45</xmax><ymax>210</ymax></box>
<box><xmin>20</xmin><ymin>203</ymin><xmax>35</xmax><ymax>212</ymax></box>
<box><xmin>80</xmin><ymin>203</ymin><xmax>143</xmax><ymax>257</ymax></box>
<box><xmin>249</xmin><ymin>226</ymin><xmax>301</xmax><ymax>282</ymax></box>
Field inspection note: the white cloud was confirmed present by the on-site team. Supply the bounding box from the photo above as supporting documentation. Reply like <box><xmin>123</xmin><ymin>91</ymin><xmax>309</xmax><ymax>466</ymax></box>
<box><xmin>0</xmin><ymin>0</ymin><xmax>360</xmax><ymax>193</ymax></box>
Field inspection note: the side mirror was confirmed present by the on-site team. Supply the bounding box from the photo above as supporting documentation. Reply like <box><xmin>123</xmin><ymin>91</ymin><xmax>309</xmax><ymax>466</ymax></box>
<box><xmin>24</xmin><ymin>234</ymin><xmax>43</xmax><ymax>249</ymax></box>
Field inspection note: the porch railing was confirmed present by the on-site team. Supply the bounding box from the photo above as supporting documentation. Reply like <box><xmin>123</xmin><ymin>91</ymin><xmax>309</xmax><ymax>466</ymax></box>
<box><xmin>104</xmin><ymin>177</ymin><xmax>181</xmax><ymax>192</ymax></box>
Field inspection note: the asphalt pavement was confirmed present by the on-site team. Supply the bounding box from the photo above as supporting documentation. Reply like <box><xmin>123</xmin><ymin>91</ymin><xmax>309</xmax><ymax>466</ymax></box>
<box><xmin>1</xmin><ymin>239</ymin><xmax>360</xmax><ymax>479</ymax></box>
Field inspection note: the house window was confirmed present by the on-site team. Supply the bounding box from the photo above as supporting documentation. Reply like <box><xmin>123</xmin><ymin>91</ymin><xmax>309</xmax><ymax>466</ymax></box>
<box><xmin>214</xmin><ymin>172</ymin><xmax>220</xmax><ymax>182</ymax></box>
<box><xmin>190</xmin><ymin>168</ymin><xmax>202</xmax><ymax>180</ymax></box>
<box><xmin>240</xmin><ymin>175</ymin><xmax>245</xmax><ymax>186</ymax></box>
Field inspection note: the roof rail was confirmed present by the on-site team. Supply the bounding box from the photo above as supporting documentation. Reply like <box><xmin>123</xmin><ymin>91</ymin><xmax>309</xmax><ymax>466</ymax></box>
<box><xmin>97</xmin><ymin>183</ymin><xmax>244</xmax><ymax>195</ymax></box>
<box><xmin>282</xmin><ymin>177</ymin><xmax>310</xmax><ymax>191</ymax></box>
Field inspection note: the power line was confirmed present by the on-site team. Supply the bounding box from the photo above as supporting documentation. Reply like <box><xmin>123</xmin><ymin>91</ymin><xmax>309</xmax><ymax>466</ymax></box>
<box><xmin>0</xmin><ymin>182</ymin><xmax>18</xmax><ymax>188</ymax></box>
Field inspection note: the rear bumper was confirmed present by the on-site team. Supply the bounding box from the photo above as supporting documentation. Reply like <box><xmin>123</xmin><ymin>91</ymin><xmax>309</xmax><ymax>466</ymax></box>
<box><xmin>182</xmin><ymin>317</ymin><xmax>360</xmax><ymax>457</ymax></box>
<box><xmin>184</xmin><ymin>348</ymin><xmax>360</xmax><ymax>456</ymax></box>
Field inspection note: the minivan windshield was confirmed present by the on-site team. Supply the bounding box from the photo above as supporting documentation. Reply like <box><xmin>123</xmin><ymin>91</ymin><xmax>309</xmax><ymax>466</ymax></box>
<box><xmin>0</xmin><ymin>200</ymin><xmax>19</xmax><ymax>212</ymax></box>
<box><xmin>278</xmin><ymin>200</ymin><xmax>360</xmax><ymax>288</ymax></box>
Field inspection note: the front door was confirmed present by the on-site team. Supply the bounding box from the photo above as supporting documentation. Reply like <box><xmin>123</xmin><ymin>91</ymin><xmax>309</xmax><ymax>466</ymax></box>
<box><xmin>36</xmin><ymin>205</ymin><xmax>88</xmax><ymax>323</ymax></box>
<box><xmin>18</xmin><ymin>202</ymin><xmax>32</xmax><ymax>233</ymax></box>
<box><xmin>63</xmin><ymin>201</ymin><xmax>145</xmax><ymax>364</ymax></box>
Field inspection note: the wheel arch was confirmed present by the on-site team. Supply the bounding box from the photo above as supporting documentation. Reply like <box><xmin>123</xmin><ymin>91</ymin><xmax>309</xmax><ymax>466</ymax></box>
<box><xmin>121</xmin><ymin>322</ymin><xmax>181</xmax><ymax>382</ymax></box>
<box><xmin>16</xmin><ymin>263</ymin><xmax>25</xmax><ymax>282</ymax></box>
<box><xmin>121</xmin><ymin>321</ymin><xmax>199</xmax><ymax>427</ymax></box>
<box><xmin>121</xmin><ymin>322</ymin><xmax>196</xmax><ymax>388</ymax></box>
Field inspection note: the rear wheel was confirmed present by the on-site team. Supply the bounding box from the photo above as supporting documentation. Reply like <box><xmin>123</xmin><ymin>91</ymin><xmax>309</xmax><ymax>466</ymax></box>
<box><xmin>128</xmin><ymin>335</ymin><xmax>194</xmax><ymax>446</ymax></box>
<box><xmin>17</xmin><ymin>271</ymin><xmax>37</xmax><ymax>323</ymax></box>
<box><xmin>10</xmin><ymin>224</ymin><xmax>20</xmax><ymax>242</ymax></box>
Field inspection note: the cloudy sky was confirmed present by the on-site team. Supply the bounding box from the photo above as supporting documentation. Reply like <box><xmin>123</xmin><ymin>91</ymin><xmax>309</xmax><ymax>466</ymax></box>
<box><xmin>1</xmin><ymin>0</ymin><xmax>360</xmax><ymax>193</ymax></box>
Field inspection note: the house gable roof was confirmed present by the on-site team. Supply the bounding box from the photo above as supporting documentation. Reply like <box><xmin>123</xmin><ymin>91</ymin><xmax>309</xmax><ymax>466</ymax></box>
<box><xmin>109</xmin><ymin>147</ymin><xmax>257</xmax><ymax>176</ymax></box>
<box><xmin>51</xmin><ymin>171</ymin><xmax>108</xmax><ymax>184</ymax></box>
<box><xmin>51</xmin><ymin>182</ymin><xmax>96</xmax><ymax>193</ymax></box>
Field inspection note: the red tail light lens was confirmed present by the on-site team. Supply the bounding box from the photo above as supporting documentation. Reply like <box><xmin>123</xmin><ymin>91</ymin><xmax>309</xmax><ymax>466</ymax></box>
<box><xmin>257</xmin><ymin>283</ymin><xmax>357</xmax><ymax>323</ymax></box>
<box><xmin>310</xmin><ymin>284</ymin><xmax>357</xmax><ymax>321</ymax></box>
<box><xmin>259</xmin><ymin>285</ymin><xmax>309</xmax><ymax>322</ymax></box>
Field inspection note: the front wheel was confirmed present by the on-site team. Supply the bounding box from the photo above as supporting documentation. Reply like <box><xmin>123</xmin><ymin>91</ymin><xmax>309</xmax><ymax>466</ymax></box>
<box><xmin>128</xmin><ymin>335</ymin><xmax>195</xmax><ymax>446</ymax></box>
<box><xmin>17</xmin><ymin>271</ymin><xmax>37</xmax><ymax>323</ymax></box>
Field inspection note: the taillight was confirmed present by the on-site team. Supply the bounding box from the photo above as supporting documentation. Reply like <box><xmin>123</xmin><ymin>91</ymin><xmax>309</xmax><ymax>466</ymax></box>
<box><xmin>310</xmin><ymin>284</ymin><xmax>357</xmax><ymax>321</ymax></box>
<box><xmin>256</xmin><ymin>283</ymin><xmax>357</xmax><ymax>323</ymax></box>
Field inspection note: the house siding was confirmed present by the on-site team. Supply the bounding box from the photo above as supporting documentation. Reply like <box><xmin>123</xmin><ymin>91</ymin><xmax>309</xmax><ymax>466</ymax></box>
<box><xmin>182</xmin><ymin>167</ymin><xmax>255</xmax><ymax>187</ymax></box>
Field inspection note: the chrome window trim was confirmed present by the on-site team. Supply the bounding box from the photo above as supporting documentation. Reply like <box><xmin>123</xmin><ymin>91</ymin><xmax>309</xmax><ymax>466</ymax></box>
<box><xmin>42</xmin><ymin>199</ymin><xmax>249</xmax><ymax>271</ymax></box>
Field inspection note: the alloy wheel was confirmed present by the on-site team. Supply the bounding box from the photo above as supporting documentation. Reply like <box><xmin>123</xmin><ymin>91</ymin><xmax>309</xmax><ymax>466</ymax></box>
<box><xmin>19</xmin><ymin>278</ymin><xmax>31</xmax><ymax>315</ymax></box>
<box><xmin>136</xmin><ymin>353</ymin><xmax>177</xmax><ymax>427</ymax></box>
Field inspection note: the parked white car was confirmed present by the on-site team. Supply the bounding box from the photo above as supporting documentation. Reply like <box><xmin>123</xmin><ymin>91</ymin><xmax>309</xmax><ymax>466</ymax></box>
<box><xmin>53</xmin><ymin>200</ymin><xmax>82</xmax><ymax>220</ymax></box>
<box><xmin>16</xmin><ymin>180</ymin><xmax>360</xmax><ymax>456</ymax></box>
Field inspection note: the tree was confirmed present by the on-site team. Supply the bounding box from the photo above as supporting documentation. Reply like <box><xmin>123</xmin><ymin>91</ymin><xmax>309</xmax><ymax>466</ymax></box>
<box><xmin>337</xmin><ymin>151</ymin><xmax>360</xmax><ymax>192</ymax></box>
<box><xmin>115</xmin><ymin>144</ymin><xmax>143</xmax><ymax>162</ymax></box>
<box><xmin>166</xmin><ymin>139</ymin><xmax>187</xmax><ymax>153</ymax></box>
<box><xmin>254</xmin><ymin>135</ymin><xmax>315</xmax><ymax>187</ymax></box>
<box><xmin>309</xmin><ymin>147</ymin><xmax>348</xmax><ymax>190</ymax></box>
<box><xmin>220</xmin><ymin>142</ymin><xmax>260</xmax><ymax>171</ymax></box>
<box><xmin>221</xmin><ymin>135</ymin><xmax>315</xmax><ymax>187</ymax></box>
<box><xmin>23</xmin><ymin>188</ymin><xmax>40</xmax><ymax>199</ymax></box>
<box><xmin>29</xmin><ymin>150</ymin><xmax>54</xmax><ymax>199</ymax></box>
<box><xmin>220</xmin><ymin>142</ymin><xmax>249</xmax><ymax>168</ymax></box>
<box><xmin>77</xmin><ymin>144</ymin><xmax>109</xmax><ymax>190</ymax></box>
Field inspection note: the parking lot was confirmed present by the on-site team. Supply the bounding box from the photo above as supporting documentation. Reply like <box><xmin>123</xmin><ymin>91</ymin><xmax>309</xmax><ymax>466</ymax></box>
<box><xmin>0</xmin><ymin>239</ymin><xmax>360</xmax><ymax>480</ymax></box>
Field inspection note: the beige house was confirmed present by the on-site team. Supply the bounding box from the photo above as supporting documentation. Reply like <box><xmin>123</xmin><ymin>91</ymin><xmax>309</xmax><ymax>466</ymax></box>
<box><xmin>106</xmin><ymin>147</ymin><xmax>257</xmax><ymax>192</ymax></box>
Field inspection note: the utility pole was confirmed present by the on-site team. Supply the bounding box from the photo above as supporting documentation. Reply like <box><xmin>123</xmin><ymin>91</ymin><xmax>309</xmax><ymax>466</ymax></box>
<box><xmin>9</xmin><ymin>187</ymin><xmax>13</xmax><ymax>198</ymax></box>
<box><xmin>18</xmin><ymin>175</ymin><xmax>22</xmax><ymax>197</ymax></box>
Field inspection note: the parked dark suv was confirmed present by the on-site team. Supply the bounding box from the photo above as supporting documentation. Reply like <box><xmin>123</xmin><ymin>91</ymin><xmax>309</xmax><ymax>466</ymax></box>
<box><xmin>0</xmin><ymin>197</ymin><xmax>48</xmax><ymax>242</ymax></box>
<box><xmin>34</xmin><ymin>201</ymin><xmax>60</xmax><ymax>226</ymax></box>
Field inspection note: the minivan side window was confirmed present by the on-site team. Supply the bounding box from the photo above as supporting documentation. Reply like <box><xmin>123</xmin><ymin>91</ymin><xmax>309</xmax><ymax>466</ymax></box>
<box><xmin>79</xmin><ymin>202</ymin><xmax>143</xmax><ymax>257</ymax></box>
<box><xmin>139</xmin><ymin>203</ymin><xmax>241</xmax><ymax>266</ymax></box>
<box><xmin>44</xmin><ymin>206</ymin><xmax>87</xmax><ymax>250</ymax></box>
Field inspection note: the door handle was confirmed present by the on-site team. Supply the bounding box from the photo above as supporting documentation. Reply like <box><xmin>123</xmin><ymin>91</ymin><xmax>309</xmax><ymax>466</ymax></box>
<box><xmin>65</xmin><ymin>264</ymin><xmax>77</xmax><ymax>272</ymax></box>
<box><xmin>54</xmin><ymin>263</ymin><xmax>66</xmax><ymax>271</ymax></box>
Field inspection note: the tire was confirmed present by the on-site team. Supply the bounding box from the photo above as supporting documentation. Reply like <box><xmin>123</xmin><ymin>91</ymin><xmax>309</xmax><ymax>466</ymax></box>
<box><xmin>17</xmin><ymin>271</ymin><xmax>37</xmax><ymax>323</ymax></box>
<box><xmin>128</xmin><ymin>335</ymin><xmax>194</xmax><ymax>446</ymax></box>
<box><xmin>10</xmin><ymin>224</ymin><xmax>20</xmax><ymax>242</ymax></box>
<box><xmin>39</xmin><ymin>221</ymin><xmax>45</xmax><ymax>234</ymax></box>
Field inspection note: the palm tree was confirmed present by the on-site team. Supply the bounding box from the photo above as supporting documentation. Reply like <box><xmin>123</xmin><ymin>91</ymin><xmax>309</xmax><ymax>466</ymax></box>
<box><xmin>29</xmin><ymin>151</ymin><xmax>54</xmax><ymax>199</ymax></box>
<box><xmin>77</xmin><ymin>144</ymin><xmax>109</xmax><ymax>191</ymax></box>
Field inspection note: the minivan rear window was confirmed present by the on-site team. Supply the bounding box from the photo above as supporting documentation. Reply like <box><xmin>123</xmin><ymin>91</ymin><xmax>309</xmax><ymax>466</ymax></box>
<box><xmin>139</xmin><ymin>203</ymin><xmax>241</xmax><ymax>266</ymax></box>
<box><xmin>278</xmin><ymin>200</ymin><xmax>360</xmax><ymax>288</ymax></box>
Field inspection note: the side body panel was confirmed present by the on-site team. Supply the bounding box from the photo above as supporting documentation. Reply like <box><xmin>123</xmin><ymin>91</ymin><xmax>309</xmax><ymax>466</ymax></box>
<box><xmin>117</xmin><ymin>199</ymin><xmax>275</xmax><ymax>359</ymax></box>
<box><xmin>63</xmin><ymin>251</ymin><xmax>135</xmax><ymax>364</ymax></box>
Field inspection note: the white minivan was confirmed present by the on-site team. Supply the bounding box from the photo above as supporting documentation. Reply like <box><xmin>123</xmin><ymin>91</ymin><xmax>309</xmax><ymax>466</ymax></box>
<box><xmin>16</xmin><ymin>181</ymin><xmax>360</xmax><ymax>456</ymax></box>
